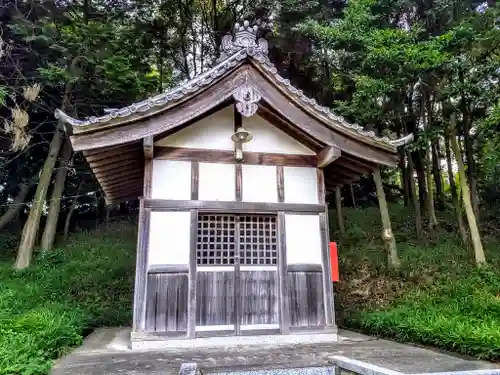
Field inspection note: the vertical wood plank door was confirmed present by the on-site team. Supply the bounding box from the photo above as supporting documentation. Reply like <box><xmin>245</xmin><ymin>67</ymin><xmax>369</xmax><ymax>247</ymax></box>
<box><xmin>195</xmin><ymin>214</ymin><xmax>236</xmax><ymax>333</ymax></box>
<box><xmin>238</xmin><ymin>215</ymin><xmax>279</xmax><ymax>332</ymax></box>
<box><xmin>195</xmin><ymin>213</ymin><xmax>279</xmax><ymax>335</ymax></box>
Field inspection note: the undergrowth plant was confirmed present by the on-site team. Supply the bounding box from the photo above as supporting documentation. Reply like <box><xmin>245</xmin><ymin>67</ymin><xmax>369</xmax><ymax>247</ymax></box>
<box><xmin>0</xmin><ymin>222</ymin><xmax>135</xmax><ymax>375</ymax></box>
<box><xmin>334</xmin><ymin>204</ymin><xmax>500</xmax><ymax>361</ymax></box>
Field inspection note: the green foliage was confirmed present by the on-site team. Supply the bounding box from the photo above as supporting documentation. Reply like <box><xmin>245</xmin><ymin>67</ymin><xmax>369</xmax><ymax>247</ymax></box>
<box><xmin>335</xmin><ymin>204</ymin><xmax>500</xmax><ymax>360</ymax></box>
<box><xmin>0</xmin><ymin>222</ymin><xmax>136</xmax><ymax>375</ymax></box>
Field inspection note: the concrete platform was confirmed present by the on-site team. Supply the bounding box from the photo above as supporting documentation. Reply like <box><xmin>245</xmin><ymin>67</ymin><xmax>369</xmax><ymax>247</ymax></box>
<box><xmin>50</xmin><ymin>328</ymin><xmax>500</xmax><ymax>375</ymax></box>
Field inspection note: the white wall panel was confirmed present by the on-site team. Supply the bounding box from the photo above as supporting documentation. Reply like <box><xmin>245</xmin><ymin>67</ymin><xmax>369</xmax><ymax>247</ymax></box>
<box><xmin>148</xmin><ymin>211</ymin><xmax>191</xmax><ymax>266</ymax></box>
<box><xmin>155</xmin><ymin>105</ymin><xmax>314</xmax><ymax>156</ymax></box>
<box><xmin>283</xmin><ymin>167</ymin><xmax>318</xmax><ymax>204</ymax></box>
<box><xmin>243</xmin><ymin>115</ymin><xmax>315</xmax><ymax>155</ymax></box>
<box><xmin>155</xmin><ymin>106</ymin><xmax>234</xmax><ymax>150</ymax></box>
<box><xmin>242</xmin><ymin>165</ymin><xmax>277</xmax><ymax>203</ymax></box>
<box><xmin>285</xmin><ymin>214</ymin><xmax>322</xmax><ymax>265</ymax></box>
<box><xmin>151</xmin><ymin>159</ymin><xmax>191</xmax><ymax>200</ymax></box>
<box><xmin>199</xmin><ymin>162</ymin><xmax>235</xmax><ymax>201</ymax></box>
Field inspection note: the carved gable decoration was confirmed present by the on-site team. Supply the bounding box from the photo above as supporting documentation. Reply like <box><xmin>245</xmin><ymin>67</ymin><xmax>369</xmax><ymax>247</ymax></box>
<box><xmin>233</xmin><ymin>84</ymin><xmax>261</xmax><ymax>117</ymax></box>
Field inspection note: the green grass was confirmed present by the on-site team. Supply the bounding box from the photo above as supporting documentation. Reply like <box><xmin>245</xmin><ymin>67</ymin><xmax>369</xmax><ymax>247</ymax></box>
<box><xmin>2</xmin><ymin>204</ymin><xmax>500</xmax><ymax>374</ymax></box>
<box><xmin>0</xmin><ymin>222</ymin><xmax>136</xmax><ymax>375</ymax></box>
<box><xmin>333</xmin><ymin>204</ymin><xmax>500</xmax><ymax>361</ymax></box>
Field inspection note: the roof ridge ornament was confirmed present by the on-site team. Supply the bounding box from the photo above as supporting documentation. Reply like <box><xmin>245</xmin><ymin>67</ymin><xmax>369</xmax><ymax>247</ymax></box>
<box><xmin>219</xmin><ymin>20</ymin><xmax>269</xmax><ymax>61</ymax></box>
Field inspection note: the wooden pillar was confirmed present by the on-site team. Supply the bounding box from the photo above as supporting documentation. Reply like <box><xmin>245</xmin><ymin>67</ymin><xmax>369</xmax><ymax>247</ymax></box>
<box><xmin>132</xmin><ymin>199</ymin><xmax>151</xmax><ymax>331</ymax></box>
<box><xmin>187</xmin><ymin>209</ymin><xmax>198</xmax><ymax>338</ymax></box>
<box><xmin>373</xmin><ymin>167</ymin><xmax>400</xmax><ymax>268</ymax></box>
<box><xmin>132</xmin><ymin>136</ymin><xmax>153</xmax><ymax>332</ymax></box>
<box><xmin>318</xmin><ymin>169</ymin><xmax>335</xmax><ymax>330</ymax></box>
<box><xmin>277</xmin><ymin>211</ymin><xmax>290</xmax><ymax>334</ymax></box>
<box><xmin>335</xmin><ymin>187</ymin><xmax>345</xmax><ymax>236</ymax></box>
<box><xmin>188</xmin><ymin>160</ymin><xmax>200</xmax><ymax>338</ymax></box>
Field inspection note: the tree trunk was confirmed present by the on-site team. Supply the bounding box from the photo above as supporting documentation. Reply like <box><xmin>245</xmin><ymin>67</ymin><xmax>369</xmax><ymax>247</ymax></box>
<box><xmin>399</xmin><ymin>148</ymin><xmax>409</xmax><ymax>206</ymax></box>
<box><xmin>407</xmin><ymin>150</ymin><xmax>423</xmax><ymax>240</ymax></box>
<box><xmin>41</xmin><ymin>138</ymin><xmax>72</xmax><ymax>251</ymax></box>
<box><xmin>425</xmin><ymin>143</ymin><xmax>438</xmax><ymax>230</ymax></box>
<box><xmin>64</xmin><ymin>179</ymin><xmax>83</xmax><ymax>240</ymax></box>
<box><xmin>462</xmin><ymin>102</ymin><xmax>480</xmax><ymax>218</ymax></box>
<box><xmin>0</xmin><ymin>182</ymin><xmax>31</xmax><ymax>232</ymax></box>
<box><xmin>349</xmin><ymin>184</ymin><xmax>356</xmax><ymax>208</ymax></box>
<box><xmin>15</xmin><ymin>125</ymin><xmax>65</xmax><ymax>269</ymax></box>
<box><xmin>414</xmin><ymin>150</ymin><xmax>427</xmax><ymax>213</ymax></box>
<box><xmin>444</xmin><ymin>130</ymin><xmax>468</xmax><ymax>246</ymax></box>
<box><xmin>373</xmin><ymin>167</ymin><xmax>400</xmax><ymax>268</ymax></box>
<box><xmin>335</xmin><ymin>187</ymin><xmax>345</xmax><ymax>236</ymax></box>
<box><xmin>432</xmin><ymin>139</ymin><xmax>444</xmax><ymax>209</ymax></box>
<box><xmin>449</xmin><ymin>114</ymin><xmax>486</xmax><ymax>265</ymax></box>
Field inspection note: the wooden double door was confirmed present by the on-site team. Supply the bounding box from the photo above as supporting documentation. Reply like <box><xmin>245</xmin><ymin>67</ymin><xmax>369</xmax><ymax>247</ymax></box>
<box><xmin>195</xmin><ymin>213</ymin><xmax>280</xmax><ymax>335</ymax></box>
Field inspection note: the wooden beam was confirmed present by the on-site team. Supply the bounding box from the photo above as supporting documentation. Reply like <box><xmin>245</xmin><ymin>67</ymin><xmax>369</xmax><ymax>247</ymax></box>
<box><xmin>143</xmin><ymin>199</ymin><xmax>326</xmax><ymax>214</ymax></box>
<box><xmin>277</xmin><ymin>212</ymin><xmax>290</xmax><ymax>334</ymax></box>
<box><xmin>187</xmin><ymin>209</ymin><xmax>198</xmax><ymax>339</ymax></box>
<box><xmin>287</xmin><ymin>264</ymin><xmax>322</xmax><ymax>273</ymax></box>
<box><xmin>102</xmin><ymin>187</ymin><xmax>142</xmax><ymax>201</ymax></box>
<box><xmin>319</xmin><ymin>211</ymin><xmax>335</xmax><ymax>329</ymax></box>
<box><xmin>235</xmin><ymin>164</ymin><xmax>242</xmax><ymax>201</ymax></box>
<box><xmin>329</xmin><ymin>167</ymin><xmax>359</xmax><ymax>181</ymax></box>
<box><xmin>106</xmin><ymin>193</ymin><xmax>141</xmax><ymax>204</ymax></box>
<box><xmin>103</xmin><ymin>181</ymin><xmax>142</xmax><ymax>195</ymax></box>
<box><xmin>144</xmin><ymin>135</ymin><xmax>153</xmax><ymax>160</ymax></box>
<box><xmin>317</xmin><ymin>146</ymin><xmax>341</xmax><ymax>168</ymax></box>
<box><xmin>332</xmin><ymin>162</ymin><xmax>370</xmax><ymax>178</ymax></box>
<box><xmin>155</xmin><ymin>147</ymin><xmax>317</xmax><ymax>167</ymax></box>
<box><xmin>324</xmin><ymin>176</ymin><xmax>354</xmax><ymax>189</ymax></box>
<box><xmin>94</xmin><ymin>166</ymin><xmax>143</xmax><ymax>181</ymax></box>
<box><xmin>147</xmin><ymin>265</ymin><xmax>189</xmax><ymax>274</ymax></box>
<box><xmin>133</xmin><ymin>201</ymin><xmax>150</xmax><ymax>331</ymax></box>
<box><xmin>97</xmin><ymin>170</ymin><xmax>143</xmax><ymax>185</ymax></box>
<box><xmin>88</xmin><ymin>152</ymin><xmax>138</xmax><ymax>168</ymax></box>
<box><xmin>101</xmin><ymin>177</ymin><xmax>142</xmax><ymax>191</ymax></box>
<box><xmin>317</xmin><ymin>169</ymin><xmax>325</xmax><ymax>204</ymax></box>
<box><xmin>277</xmin><ymin>166</ymin><xmax>284</xmax><ymax>203</ymax></box>
<box><xmin>91</xmin><ymin>159</ymin><xmax>141</xmax><ymax>174</ymax></box>
<box><xmin>84</xmin><ymin>143</ymin><xmax>140</xmax><ymax>162</ymax></box>
<box><xmin>143</xmin><ymin>136</ymin><xmax>153</xmax><ymax>198</ymax></box>
<box><xmin>338</xmin><ymin>155</ymin><xmax>375</xmax><ymax>173</ymax></box>
<box><xmin>191</xmin><ymin>162</ymin><xmax>199</xmax><ymax>201</ymax></box>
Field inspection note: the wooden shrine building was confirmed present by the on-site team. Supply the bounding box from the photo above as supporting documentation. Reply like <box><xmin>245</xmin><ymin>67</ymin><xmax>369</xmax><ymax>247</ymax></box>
<box><xmin>56</xmin><ymin>21</ymin><xmax>412</xmax><ymax>348</ymax></box>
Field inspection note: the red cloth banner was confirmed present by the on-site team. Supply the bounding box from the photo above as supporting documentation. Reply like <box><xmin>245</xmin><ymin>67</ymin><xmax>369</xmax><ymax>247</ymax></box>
<box><xmin>330</xmin><ymin>242</ymin><xmax>339</xmax><ymax>282</ymax></box>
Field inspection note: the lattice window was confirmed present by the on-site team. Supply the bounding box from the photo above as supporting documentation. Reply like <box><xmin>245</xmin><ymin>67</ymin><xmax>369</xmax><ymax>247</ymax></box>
<box><xmin>239</xmin><ymin>215</ymin><xmax>277</xmax><ymax>265</ymax></box>
<box><xmin>197</xmin><ymin>215</ymin><xmax>236</xmax><ymax>265</ymax></box>
<box><xmin>196</xmin><ymin>214</ymin><xmax>278</xmax><ymax>266</ymax></box>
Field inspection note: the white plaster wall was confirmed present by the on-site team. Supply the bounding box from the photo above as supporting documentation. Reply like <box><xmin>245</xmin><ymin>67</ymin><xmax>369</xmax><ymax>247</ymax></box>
<box><xmin>199</xmin><ymin>162</ymin><xmax>235</xmax><ymax>201</ymax></box>
<box><xmin>155</xmin><ymin>105</ymin><xmax>315</xmax><ymax>156</ymax></box>
<box><xmin>242</xmin><ymin>165</ymin><xmax>278</xmax><ymax>203</ymax></box>
<box><xmin>148</xmin><ymin>211</ymin><xmax>191</xmax><ymax>265</ymax></box>
<box><xmin>283</xmin><ymin>167</ymin><xmax>318</xmax><ymax>204</ymax></box>
<box><xmin>285</xmin><ymin>214</ymin><xmax>322</xmax><ymax>265</ymax></box>
<box><xmin>155</xmin><ymin>106</ymin><xmax>234</xmax><ymax>150</ymax></box>
<box><xmin>243</xmin><ymin>115</ymin><xmax>315</xmax><ymax>155</ymax></box>
<box><xmin>152</xmin><ymin>159</ymin><xmax>191</xmax><ymax>200</ymax></box>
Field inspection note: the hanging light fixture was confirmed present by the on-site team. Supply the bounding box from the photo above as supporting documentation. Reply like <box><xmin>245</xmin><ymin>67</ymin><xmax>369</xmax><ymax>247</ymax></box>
<box><xmin>231</xmin><ymin>126</ymin><xmax>253</xmax><ymax>161</ymax></box>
